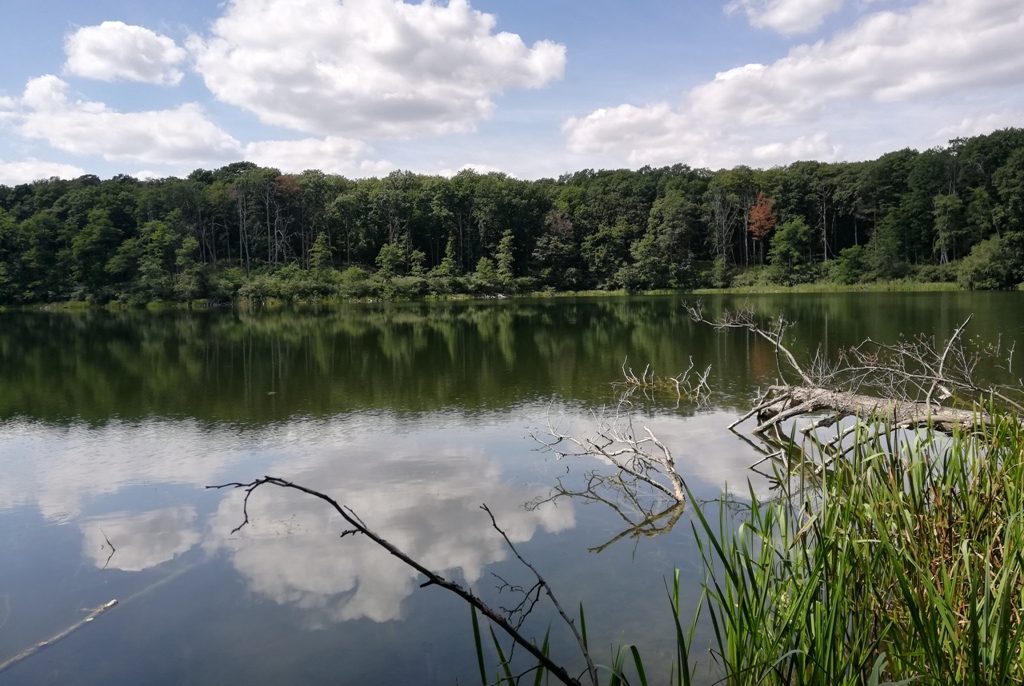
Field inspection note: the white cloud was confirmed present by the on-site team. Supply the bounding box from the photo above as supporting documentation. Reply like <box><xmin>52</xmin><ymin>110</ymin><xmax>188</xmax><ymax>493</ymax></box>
<box><xmin>188</xmin><ymin>0</ymin><xmax>566</xmax><ymax>139</ymax></box>
<box><xmin>5</xmin><ymin>77</ymin><xmax>393</xmax><ymax>176</ymax></box>
<box><xmin>14</xmin><ymin>75</ymin><xmax>242</xmax><ymax>166</ymax></box>
<box><xmin>436</xmin><ymin>162</ymin><xmax>506</xmax><ymax>177</ymax></box>
<box><xmin>244</xmin><ymin>136</ymin><xmax>394</xmax><ymax>176</ymax></box>
<box><xmin>65</xmin><ymin>21</ymin><xmax>187</xmax><ymax>85</ymax></box>
<box><xmin>936</xmin><ymin>111</ymin><xmax>1024</xmax><ymax>140</ymax></box>
<box><xmin>726</xmin><ymin>0</ymin><xmax>844</xmax><ymax>34</ymax></box>
<box><xmin>0</xmin><ymin>158</ymin><xmax>85</xmax><ymax>185</ymax></box>
<box><xmin>566</xmin><ymin>0</ymin><xmax>1024</xmax><ymax>169</ymax></box>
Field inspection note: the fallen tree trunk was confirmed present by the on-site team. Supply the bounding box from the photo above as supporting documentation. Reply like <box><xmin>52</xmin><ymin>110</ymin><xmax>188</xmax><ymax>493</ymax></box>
<box><xmin>752</xmin><ymin>384</ymin><xmax>987</xmax><ymax>435</ymax></box>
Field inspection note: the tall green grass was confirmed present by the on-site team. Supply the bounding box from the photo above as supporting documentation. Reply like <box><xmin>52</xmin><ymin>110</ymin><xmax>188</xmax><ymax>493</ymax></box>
<box><xmin>472</xmin><ymin>413</ymin><xmax>1024</xmax><ymax>685</ymax></box>
<box><xmin>687</xmin><ymin>414</ymin><xmax>1024</xmax><ymax>685</ymax></box>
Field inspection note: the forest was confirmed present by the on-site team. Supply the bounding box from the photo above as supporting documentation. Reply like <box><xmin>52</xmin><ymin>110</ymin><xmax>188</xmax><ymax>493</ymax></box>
<box><xmin>1</xmin><ymin>128</ymin><xmax>1024</xmax><ymax>305</ymax></box>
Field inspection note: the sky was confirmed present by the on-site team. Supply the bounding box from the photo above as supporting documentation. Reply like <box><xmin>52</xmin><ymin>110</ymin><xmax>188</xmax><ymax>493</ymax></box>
<box><xmin>0</xmin><ymin>0</ymin><xmax>1022</xmax><ymax>184</ymax></box>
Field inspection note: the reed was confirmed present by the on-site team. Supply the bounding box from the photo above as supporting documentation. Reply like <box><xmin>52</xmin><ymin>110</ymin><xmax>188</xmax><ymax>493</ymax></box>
<box><xmin>686</xmin><ymin>413</ymin><xmax>1024</xmax><ymax>685</ymax></box>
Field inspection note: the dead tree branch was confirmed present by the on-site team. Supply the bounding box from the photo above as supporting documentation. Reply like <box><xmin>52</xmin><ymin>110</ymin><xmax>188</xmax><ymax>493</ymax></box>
<box><xmin>618</xmin><ymin>357</ymin><xmax>712</xmax><ymax>407</ymax></box>
<box><xmin>531</xmin><ymin>393</ymin><xmax>691</xmax><ymax>553</ymax></box>
<box><xmin>536</xmin><ymin>406</ymin><xmax>686</xmax><ymax>504</ymax></box>
<box><xmin>207</xmin><ymin>477</ymin><xmax>594</xmax><ymax>686</ymax></box>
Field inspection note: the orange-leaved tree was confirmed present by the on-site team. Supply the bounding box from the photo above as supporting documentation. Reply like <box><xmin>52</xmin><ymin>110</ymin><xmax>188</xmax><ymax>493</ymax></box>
<box><xmin>748</xmin><ymin>192</ymin><xmax>776</xmax><ymax>264</ymax></box>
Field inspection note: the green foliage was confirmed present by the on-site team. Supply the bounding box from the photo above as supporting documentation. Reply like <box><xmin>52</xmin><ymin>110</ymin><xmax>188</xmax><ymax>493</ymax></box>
<box><xmin>685</xmin><ymin>417</ymin><xmax>1024</xmax><ymax>685</ymax></box>
<box><xmin>932</xmin><ymin>193</ymin><xmax>965</xmax><ymax>263</ymax></box>
<box><xmin>913</xmin><ymin>259</ymin><xmax>960</xmax><ymax>283</ymax></box>
<box><xmin>468</xmin><ymin>413</ymin><xmax>1024</xmax><ymax>686</ymax></box>
<box><xmin>710</xmin><ymin>256</ymin><xmax>732</xmax><ymax>288</ymax></box>
<box><xmin>1</xmin><ymin>128</ymin><xmax>1024</xmax><ymax>303</ymax></box>
<box><xmin>993</xmin><ymin>148</ymin><xmax>1024</xmax><ymax>233</ymax></box>
<box><xmin>308</xmin><ymin>232</ymin><xmax>334</xmax><ymax>270</ymax></box>
<box><xmin>431</xmin><ymin>235</ymin><xmax>461</xmax><ymax>280</ymax></box>
<box><xmin>471</xmin><ymin>256</ymin><xmax>499</xmax><ymax>293</ymax></box>
<box><xmin>581</xmin><ymin>218</ymin><xmax>637</xmax><ymax>289</ymax></box>
<box><xmin>866</xmin><ymin>215</ymin><xmax>908</xmax><ymax>280</ymax></box>
<box><xmin>958</xmin><ymin>232</ymin><xmax>1024</xmax><ymax>290</ymax></box>
<box><xmin>767</xmin><ymin>218</ymin><xmax>817</xmax><ymax>284</ymax></box>
<box><xmin>830</xmin><ymin>244</ymin><xmax>868</xmax><ymax>284</ymax></box>
<box><xmin>375</xmin><ymin>242</ymin><xmax>405</xmax><ymax>278</ymax></box>
<box><xmin>409</xmin><ymin>248</ymin><xmax>426</xmax><ymax>276</ymax></box>
<box><xmin>495</xmin><ymin>229</ymin><xmax>515</xmax><ymax>286</ymax></box>
<box><xmin>729</xmin><ymin>265</ymin><xmax>772</xmax><ymax>289</ymax></box>
<box><xmin>532</xmin><ymin>208</ymin><xmax>583</xmax><ymax>290</ymax></box>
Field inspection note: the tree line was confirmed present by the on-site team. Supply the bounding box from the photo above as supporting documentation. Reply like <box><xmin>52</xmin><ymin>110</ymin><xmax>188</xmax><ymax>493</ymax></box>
<box><xmin>1</xmin><ymin>128</ymin><xmax>1023</xmax><ymax>305</ymax></box>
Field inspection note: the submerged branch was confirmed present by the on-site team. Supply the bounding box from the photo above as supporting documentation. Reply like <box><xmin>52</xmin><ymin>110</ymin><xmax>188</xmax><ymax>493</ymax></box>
<box><xmin>0</xmin><ymin>600</ymin><xmax>119</xmax><ymax>675</ymax></box>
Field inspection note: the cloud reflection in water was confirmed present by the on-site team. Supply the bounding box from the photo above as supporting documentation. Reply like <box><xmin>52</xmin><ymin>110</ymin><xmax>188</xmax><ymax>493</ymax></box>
<box><xmin>206</xmin><ymin>448</ymin><xmax>574</xmax><ymax>624</ymax></box>
<box><xmin>81</xmin><ymin>506</ymin><xmax>201</xmax><ymax>571</ymax></box>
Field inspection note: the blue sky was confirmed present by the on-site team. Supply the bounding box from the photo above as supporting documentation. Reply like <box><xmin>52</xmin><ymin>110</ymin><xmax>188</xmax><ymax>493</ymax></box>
<box><xmin>0</xmin><ymin>0</ymin><xmax>1021</xmax><ymax>183</ymax></box>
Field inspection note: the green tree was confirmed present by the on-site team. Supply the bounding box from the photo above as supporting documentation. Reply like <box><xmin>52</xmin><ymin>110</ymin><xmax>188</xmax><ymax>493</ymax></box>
<box><xmin>532</xmin><ymin>208</ymin><xmax>582</xmax><ymax>290</ymax></box>
<box><xmin>580</xmin><ymin>218</ymin><xmax>637</xmax><ymax>289</ymax></box>
<box><xmin>174</xmin><ymin>235</ymin><xmax>205</xmax><ymax>301</ymax></box>
<box><xmin>71</xmin><ymin>208</ymin><xmax>122</xmax><ymax>296</ymax></box>
<box><xmin>993</xmin><ymin>148</ymin><xmax>1024</xmax><ymax>233</ymax></box>
<box><xmin>617</xmin><ymin>229</ymin><xmax>670</xmax><ymax>291</ymax></box>
<box><xmin>471</xmin><ymin>256</ymin><xmax>498</xmax><ymax>292</ymax></box>
<box><xmin>0</xmin><ymin>209</ymin><xmax>22</xmax><ymax>303</ymax></box>
<box><xmin>831</xmin><ymin>245</ymin><xmax>868</xmax><ymax>284</ymax></box>
<box><xmin>965</xmin><ymin>187</ymin><xmax>995</xmax><ymax>244</ymax></box>
<box><xmin>495</xmin><ymin>229</ymin><xmax>515</xmax><ymax>286</ymax></box>
<box><xmin>866</xmin><ymin>215</ymin><xmax>907</xmax><ymax>280</ymax></box>
<box><xmin>409</xmin><ymin>248</ymin><xmax>426</xmax><ymax>276</ymax></box>
<box><xmin>958</xmin><ymin>232</ymin><xmax>1024</xmax><ymax>290</ymax></box>
<box><xmin>308</xmin><ymin>232</ymin><xmax>334</xmax><ymax>270</ymax></box>
<box><xmin>375</xmin><ymin>242</ymin><xmax>405</xmax><ymax>278</ymax></box>
<box><xmin>431</xmin><ymin>235</ymin><xmax>460</xmax><ymax>279</ymax></box>
<box><xmin>767</xmin><ymin>218</ymin><xmax>816</xmax><ymax>285</ymax></box>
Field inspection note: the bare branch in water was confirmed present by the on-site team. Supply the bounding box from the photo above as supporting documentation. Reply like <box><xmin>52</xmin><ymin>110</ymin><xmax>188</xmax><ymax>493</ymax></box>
<box><xmin>207</xmin><ymin>477</ymin><xmax>595</xmax><ymax>686</ymax></box>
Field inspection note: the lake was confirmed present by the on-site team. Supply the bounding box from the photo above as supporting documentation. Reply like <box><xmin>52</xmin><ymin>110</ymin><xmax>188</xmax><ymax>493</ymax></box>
<box><xmin>1</xmin><ymin>293</ymin><xmax>1022</xmax><ymax>684</ymax></box>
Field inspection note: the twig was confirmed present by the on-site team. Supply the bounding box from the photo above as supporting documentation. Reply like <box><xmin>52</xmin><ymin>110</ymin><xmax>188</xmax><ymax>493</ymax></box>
<box><xmin>100</xmin><ymin>528</ymin><xmax>116</xmax><ymax>570</ymax></box>
<box><xmin>481</xmin><ymin>504</ymin><xmax>599</xmax><ymax>686</ymax></box>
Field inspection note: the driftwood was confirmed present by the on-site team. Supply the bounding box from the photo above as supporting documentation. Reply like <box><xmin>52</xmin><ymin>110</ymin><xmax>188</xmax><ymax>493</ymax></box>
<box><xmin>750</xmin><ymin>385</ymin><xmax>985</xmax><ymax>435</ymax></box>
<box><xmin>0</xmin><ymin>599</ymin><xmax>118</xmax><ymax>675</ymax></box>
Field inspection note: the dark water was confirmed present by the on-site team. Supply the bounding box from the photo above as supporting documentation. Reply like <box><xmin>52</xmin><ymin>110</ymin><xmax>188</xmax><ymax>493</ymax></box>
<box><xmin>1</xmin><ymin>293</ymin><xmax>1022</xmax><ymax>684</ymax></box>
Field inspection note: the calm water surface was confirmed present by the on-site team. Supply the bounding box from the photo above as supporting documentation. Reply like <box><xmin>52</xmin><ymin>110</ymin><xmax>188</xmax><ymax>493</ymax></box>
<box><xmin>1</xmin><ymin>293</ymin><xmax>1022</xmax><ymax>684</ymax></box>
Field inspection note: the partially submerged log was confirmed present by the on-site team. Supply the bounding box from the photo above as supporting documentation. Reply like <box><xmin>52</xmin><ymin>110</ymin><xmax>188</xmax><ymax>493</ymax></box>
<box><xmin>0</xmin><ymin>599</ymin><xmax>118</xmax><ymax>674</ymax></box>
<box><xmin>750</xmin><ymin>384</ymin><xmax>987</xmax><ymax>436</ymax></box>
<box><xmin>687</xmin><ymin>303</ymin><xmax>1021</xmax><ymax>439</ymax></box>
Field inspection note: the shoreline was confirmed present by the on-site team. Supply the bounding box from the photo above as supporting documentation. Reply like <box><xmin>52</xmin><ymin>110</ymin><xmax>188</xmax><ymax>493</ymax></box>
<box><xmin>0</xmin><ymin>280</ymin><xmax>973</xmax><ymax>313</ymax></box>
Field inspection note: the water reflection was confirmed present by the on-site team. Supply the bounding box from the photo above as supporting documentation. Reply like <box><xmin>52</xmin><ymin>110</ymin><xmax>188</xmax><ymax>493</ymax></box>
<box><xmin>2</xmin><ymin>295</ymin><xmax>1020</xmax><ymax>684</ymax></box>
<box><xmin>207</xmin><ymin>449</ymin><xmax>573</xmax><ymax>625</ymax></box>
<box><xmin>4</xmin><ymin>294</ymin><xmax>1017</xmax><ymax>425</ymax></box>
<box><xmin>81</xmin><ymin>507</ymin><xmax>201</xmax><ymax>572</ymax></box>
<box><xmin>0</xmin><ymin>413</ymin><xmax>577</xmax><ymax>630</ymax></box>
<box><xmin>0</xmin><ymin>419</ymin><xmax>253</xmax><ymax>520</ymax></box>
